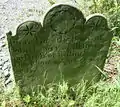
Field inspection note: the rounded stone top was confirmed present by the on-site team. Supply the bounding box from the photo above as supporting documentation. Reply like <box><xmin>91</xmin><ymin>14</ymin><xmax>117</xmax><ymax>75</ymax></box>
<box><xmin>16</xmin><ymin>21</ymin><xmax>42</xmax><ymax>42</ymax></box>
<box><xmin>43</xmin><ymin>4</ymin><xmax>85</xmax><ymax>34</ymax></box>
<box><xmin>86</xmin><ymin>13</ymin><xmax>108</xmax><ymax>29</ymax></box>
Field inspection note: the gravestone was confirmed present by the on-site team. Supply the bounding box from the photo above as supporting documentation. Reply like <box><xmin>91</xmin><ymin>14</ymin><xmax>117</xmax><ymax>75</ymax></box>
<box><xmin>7</xmin><ymin>4</ymin><xmax>113</xmax><ymax>93</ymax></box>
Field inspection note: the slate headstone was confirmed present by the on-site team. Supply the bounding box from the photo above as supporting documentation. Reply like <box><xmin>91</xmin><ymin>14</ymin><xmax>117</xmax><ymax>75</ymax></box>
<box><xmin>7</xmin><ymin>4</ymin><xmax>113</xmax><ymax>93</ymax></box>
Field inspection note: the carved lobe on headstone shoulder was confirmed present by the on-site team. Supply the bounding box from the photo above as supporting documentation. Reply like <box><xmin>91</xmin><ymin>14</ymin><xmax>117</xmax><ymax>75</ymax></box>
<box><xmin>16</xmin><ymin>21</ymin><xmax>42</xmax><ymax>42</ymax></box>
<box><xmin>86</xmin><ymin>13</ymin><xmax>109</xmax><ymax>30</ymax></box>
